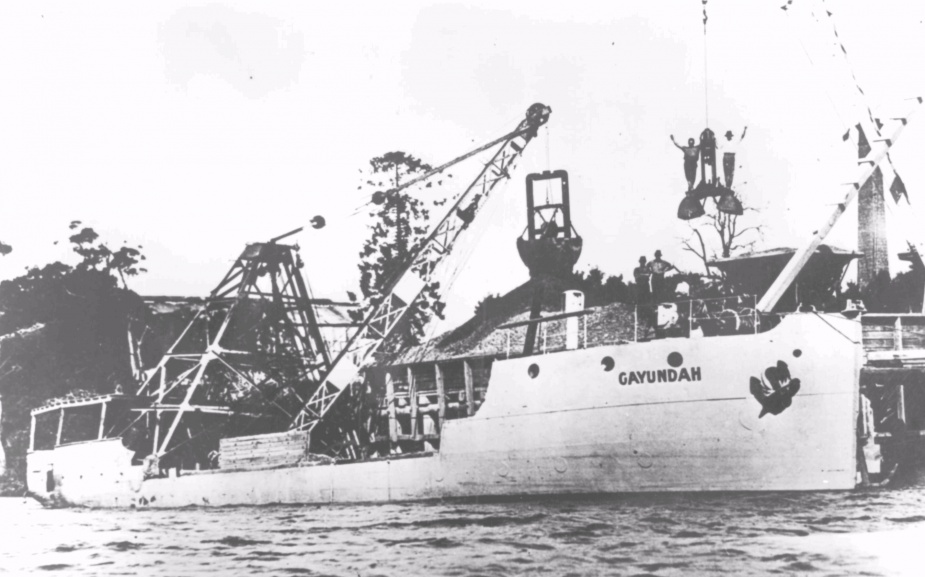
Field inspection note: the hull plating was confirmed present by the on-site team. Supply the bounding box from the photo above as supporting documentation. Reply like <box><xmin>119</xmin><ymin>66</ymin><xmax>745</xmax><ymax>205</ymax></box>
<box><xmin>28</xmin><ymin>313</ymin><xmax>861</xmax><ymax>508</ymax></box>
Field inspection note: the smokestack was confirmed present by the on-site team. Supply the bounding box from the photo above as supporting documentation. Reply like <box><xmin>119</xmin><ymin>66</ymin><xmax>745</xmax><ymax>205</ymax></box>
<box><xmin>857</xmin><ymin>125</ymin><xmax>889</xmax><ymax>290</ymax></box>
<box><xmin>562</xmin><ymin>290</ymin><xmax>584</xmax><ymax>350</ymax></box>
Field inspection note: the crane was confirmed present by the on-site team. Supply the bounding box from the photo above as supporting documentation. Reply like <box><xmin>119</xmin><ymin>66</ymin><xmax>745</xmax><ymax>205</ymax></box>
<box><xmin>289</xmin><ymin>103</ymin><xmax>552</xmax><ymax>449</ymax></box>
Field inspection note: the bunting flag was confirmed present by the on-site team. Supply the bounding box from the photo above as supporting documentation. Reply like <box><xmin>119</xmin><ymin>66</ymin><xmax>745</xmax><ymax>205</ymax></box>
<box><xmin>824</xmin><ymin>0</ymin><xmax>912</xmax><ymax>205</ymax></box>
<box><xmin>890</xmin><ymin>174</ymin><xmax>909</xmax><ymax>204</ymax></box>
<box><xmin>845</xmin><ymin>124</ymin><xmax>910</xmax><ymax>205</ymax></box>
<box><xmin>780</xmin><ymin>0</ymin><xmax>795</xmax><ymax>11</ymax></box>
<box><xmin>855</xmin><ymin>123</ymin><xmax>868</xmax><ymax>151</ymax></box>
<box><xmin>702</xmin><ymin>0</ymin><xmax>708</xmax><ymax>27</ymax></box>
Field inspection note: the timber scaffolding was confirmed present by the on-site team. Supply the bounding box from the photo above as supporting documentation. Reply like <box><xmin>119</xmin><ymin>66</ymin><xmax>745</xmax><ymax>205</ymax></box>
<box><xmin>366</xmin><ymin>359</ymin><xmax>491</xmax><ymax>454</ymax></box>
<box><xmin>860</xmin><ymin>313</ymin><xmax>925</xmax><ymax>481</ymax></box>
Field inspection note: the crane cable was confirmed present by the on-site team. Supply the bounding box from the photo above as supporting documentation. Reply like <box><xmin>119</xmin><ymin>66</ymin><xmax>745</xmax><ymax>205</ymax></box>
<box><xmin>416</xmin><ymin>176</ymin><xmax>510</xmax><ymax>345</ymax></box>
<box><xmin>702</xmin><ymin>0</ymin><xmax>710</xmax><ymax>128</ymax></box>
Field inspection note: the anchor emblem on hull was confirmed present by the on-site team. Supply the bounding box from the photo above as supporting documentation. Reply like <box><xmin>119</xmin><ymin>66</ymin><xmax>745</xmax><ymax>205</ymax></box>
<box><xmin>749</xmin><ymin>360</ymin><xmax>801</xmax><ymax>418</ymax></box>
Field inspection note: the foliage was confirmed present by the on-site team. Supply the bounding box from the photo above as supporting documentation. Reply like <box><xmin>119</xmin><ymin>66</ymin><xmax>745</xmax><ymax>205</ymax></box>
<box><xmin>473</xmin><ymin>267</ymin><xmax>637</xmax><ymax>319</ymax></box>
<box><xmin>0</xmin><ymin>224</ymin><xmax>146</xmax><ymax>493</ymax></box>
<box><xmin>66</xmin><ymin>221</ymin><xmax>146</xmax><ymax>286</ymax></box>
<box><xmin>803</xmin><ymin>266</ymin><xmax>924</xmax><ymax>314</ymax></box>
<box><xmin>846</xmin><ymin>268</ymin><xmax>924</xmax><ymax>313</ymax></box>
<box><xmin>570</xmin><ymin>267</ymin><xmax>635</xmax><ymax>307</ymax></box>
<box><xmin>354</xmin><ymin>151</ymin><xmax>450</xmax><ymax>347</ymax></box>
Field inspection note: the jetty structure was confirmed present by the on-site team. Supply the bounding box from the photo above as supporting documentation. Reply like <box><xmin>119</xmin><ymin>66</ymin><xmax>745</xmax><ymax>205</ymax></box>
<box><xmin>21</xmin><ymin>89</ymin><xmax>925</xmax><ymax>507</ymax></box>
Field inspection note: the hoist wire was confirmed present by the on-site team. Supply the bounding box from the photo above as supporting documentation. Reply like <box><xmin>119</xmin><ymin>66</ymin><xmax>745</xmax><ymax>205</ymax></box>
<box><xmin>417</xmin><ymin>169</ymin><xmax>510</xmax><ymax>344</ymax></box>
<box><xmin>545</xmin><ymin>124</ymin><xmax>551</xmax><ymax>202</ymax></box>
<box><xmin>703</xmin><ymin>1</ymin><xmax>709</xmax><ymax>128</ymax></box>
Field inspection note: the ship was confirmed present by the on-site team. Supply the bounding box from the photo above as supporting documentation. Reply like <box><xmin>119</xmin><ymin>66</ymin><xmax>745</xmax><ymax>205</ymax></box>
<box><xmin>23</xmin><ymin>97</ymin><xmax>925</xmax><ymax>508</ymax></box>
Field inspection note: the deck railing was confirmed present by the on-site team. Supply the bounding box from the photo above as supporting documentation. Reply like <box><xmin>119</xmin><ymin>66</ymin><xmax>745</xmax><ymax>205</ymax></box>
<box><xmin>632</xmin><ymin>294</ymin><xmax>760</xmax><ymax>342</ymax></box>
<box><xmin>499</xmin><ymin>294</ymin><xmax>762</xmax><ymax>357</ymax></box>
<box><xmin>503</xmin><ymin>312</ymin><xmax>591</xmax><ymax>358</ymax></box>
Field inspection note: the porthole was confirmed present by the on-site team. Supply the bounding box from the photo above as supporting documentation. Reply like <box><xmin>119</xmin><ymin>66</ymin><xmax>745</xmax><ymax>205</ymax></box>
<box><xmin>667</xmin><ymin>352</ymin><xmax>683</xmax><ymax>367</ymax></box>
<box><xmin>528</xmin><ymin>364</ymin><xmax>540</xmax><ymax>378</ymax></box>
<box><xmin>601</xmin><ymin>356</ymin><xmax>615</xmax><ymax>372</ymax></box>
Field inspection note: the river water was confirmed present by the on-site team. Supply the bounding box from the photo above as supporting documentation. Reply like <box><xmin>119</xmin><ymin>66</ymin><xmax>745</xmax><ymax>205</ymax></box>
<box><xmin>2</xmin><ymin>479</ymin><xmax>924</xmax><ymax>576</ymax></box>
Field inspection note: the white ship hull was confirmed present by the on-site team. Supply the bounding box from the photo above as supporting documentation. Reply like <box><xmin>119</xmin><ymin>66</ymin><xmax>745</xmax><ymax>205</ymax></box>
<box><xmin>27</xmin><ymin>313</ymin><xmax>861</xmax><ymax>508</ymax></box>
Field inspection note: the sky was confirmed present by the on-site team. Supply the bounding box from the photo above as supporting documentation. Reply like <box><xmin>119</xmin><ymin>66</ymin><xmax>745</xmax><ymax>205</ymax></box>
<box><xmin>1</xmin><ymin>1</ymin><xmax>924</xmax><ymax>333</ymax></box>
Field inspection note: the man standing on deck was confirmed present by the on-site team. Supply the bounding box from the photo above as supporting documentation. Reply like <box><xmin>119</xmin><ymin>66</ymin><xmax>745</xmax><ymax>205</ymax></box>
<box><xmin>634</xmin><ymin>256</ymin><xmax>651</xmax><ymax>304</ymax></box>
<box><xmin>719</xmin><ymin>126</ymin><xmax>747</xmax><ymax>188</ymax></box>
<box><xmin>670</xmin><ymin>135</ymin><xmax>700</xmax><ymax>192</ymax></box>
<box><xmin>647</xmin><ymin>250</ymin><xmax>677</xmax><ymax>303</ymax></box>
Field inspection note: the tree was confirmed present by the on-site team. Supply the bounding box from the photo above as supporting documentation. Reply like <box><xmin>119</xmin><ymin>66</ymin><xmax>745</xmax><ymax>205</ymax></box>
<box><xmin>355</xmin><ymin>152</ymin><xmax>450</xmax><ymax>347</ymax></box>
<box><xmin>570</xmin><ymin>267</ymin><xmax>635</xmax><ymax>307</ymax></box>
<box><xmin>860</xmin><ymin>269</ymin><xmax>923</xmax><ymax>313</ymax></box>
<box><xmin>681</xmin><ymin>195</ymin><xmax>763</xmax><ymax>276</ymax></box>
<box><xmin>66</xmin><ymin>221</ymin><xmax>146</xmax><ymax>287</ymax></box>
<box><xmin>471</xmin><ymin>266</ymin><xmax>637</xmax><ymax>322</ymax></box>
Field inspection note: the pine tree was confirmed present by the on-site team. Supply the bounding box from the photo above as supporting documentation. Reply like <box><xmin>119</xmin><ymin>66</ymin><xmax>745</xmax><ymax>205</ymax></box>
<box><xmin>355</xmin><ymin>152</ymin><xmax>448</xmax><ymax>347</ymax></box>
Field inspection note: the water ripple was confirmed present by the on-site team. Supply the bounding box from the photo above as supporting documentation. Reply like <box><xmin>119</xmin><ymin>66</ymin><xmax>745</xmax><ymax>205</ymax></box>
<box><xmin>3</xmin><ymin>474</ymin><xmax>925</xmax><ymax>576</ymax></box>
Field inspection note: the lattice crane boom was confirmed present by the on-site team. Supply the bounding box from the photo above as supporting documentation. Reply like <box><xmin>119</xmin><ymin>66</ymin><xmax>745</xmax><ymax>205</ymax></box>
<box><xmin>290</xmin><ymin>103</ymin><xmax>551</xmax><ymax>434</ymax></box>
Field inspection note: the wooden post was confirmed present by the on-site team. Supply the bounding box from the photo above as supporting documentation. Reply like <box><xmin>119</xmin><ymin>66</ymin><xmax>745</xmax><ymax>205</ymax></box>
<box><xmin>29</xmin><ymin>414</ymin><xmax>36</xmax><ymax>452</ymax></box>
<box><xmin>408</xmin><ymin>366</ymin><xmax>419</xmax><ymax>440</ymax></box>
<box><xmin>385</xmin><ymin>371</ymin><xmax>398</xmax><ymax>448</ymax></box>
<box><xmin>857</xmin><ymin>442</ymin><xmax>870</xmax><ymax>487</ymax></box>
<box><xmin>98</xmin><ymin>402</ymin><xmax>108</xmax><ymax>440</ymax></box>
<box><xmin>688</xmin><ymin>299</ymin><xmax>693</xmax><ymax>335</ymax></box>
<box><xmin>898</xmin><ymin>383</ymin><xmax>907</xmax><ymax>425</ymax></box>
<box><xmin>463</xmin><ymin>360</ymin><xmax>475</xmax><ymax>416</ymax></box>
<box><xmin>435</xmin><ymin>363</ymin><xmax>446</xmax><ymax>433</ymax></box>
<box><xmin>894</xmin><ymin>317</ymin><xmax>904</xmax><ymax>351</ymax></box>
<box><xmin>55</xmin><ymin>408</ymin><xmax>64</xmax><ymax>446</ymax></box>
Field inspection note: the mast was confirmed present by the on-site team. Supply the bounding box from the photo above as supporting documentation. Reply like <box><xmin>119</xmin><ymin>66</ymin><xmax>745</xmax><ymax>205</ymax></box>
<box><xmin>856</xmin><ymin>126</ymin><xmax>890</xmax><ymax>290</ymax></box>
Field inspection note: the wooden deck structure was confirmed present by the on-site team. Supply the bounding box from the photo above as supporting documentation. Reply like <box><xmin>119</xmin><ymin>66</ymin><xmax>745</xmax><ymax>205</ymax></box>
<box><xmin>366</xmin><ymin>357</ymin><xmax>492</xmax><ymax>455</ymax></box>
<box><xmin>860</xmin><ymin>313</ymin><xmax>925</xmax><ymax>480</ymax></box>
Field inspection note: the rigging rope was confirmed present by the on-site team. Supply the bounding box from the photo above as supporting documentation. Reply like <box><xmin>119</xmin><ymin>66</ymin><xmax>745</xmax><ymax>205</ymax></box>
<box><xmin>817</xmin><ymin>0</ymin><xmax>909</xmax><ymax>204</ymax></box>
<box><xmin>783</xmin><ymin>1</ymin><xmax>910</xmax><ymax>207</ymax></box>
<box><xmin>783</xmin><ymin>5</ymin><xmax>846</xmax><ymax>127</ymax></box>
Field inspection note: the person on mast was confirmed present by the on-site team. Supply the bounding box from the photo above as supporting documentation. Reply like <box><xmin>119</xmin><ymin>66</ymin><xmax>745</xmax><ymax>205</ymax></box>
<box><xmin>719</xmin><ymin>126</ymin><xmax>747</xmax><ymax>188</ymax></box>
<box><xmin>670</xmin><ymin>135</ymin><xmax>700</xmax><ymax>192</ymax></box>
